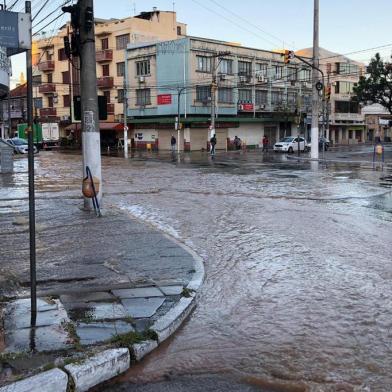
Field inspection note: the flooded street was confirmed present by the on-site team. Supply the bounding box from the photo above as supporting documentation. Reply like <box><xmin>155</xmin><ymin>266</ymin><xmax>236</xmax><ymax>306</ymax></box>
<box><xmin>4</xmin><ymin>149</ymin><xmax>392</xmax><ymax>391</ymax></box>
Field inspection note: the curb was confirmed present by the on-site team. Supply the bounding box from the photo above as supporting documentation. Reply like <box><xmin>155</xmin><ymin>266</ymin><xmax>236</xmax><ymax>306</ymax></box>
<box><xmin>0</xmin><ymin>212</ymin><xmax>205</xmax><ymax>392</ymax></box>
<box><xmin>286</xmin><ymin>154</ymin><xmax>392</xmax><ymax>167</ymax></box>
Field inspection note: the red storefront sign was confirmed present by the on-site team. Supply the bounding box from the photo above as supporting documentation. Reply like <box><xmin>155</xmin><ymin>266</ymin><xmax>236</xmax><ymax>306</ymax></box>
<box><xmin>157</xmin><ymin>94</ymin><xmax>172</xmax><ymax>105</ymax></box>
<box><xmin>239</xmin><ymin>103</ymin><xmax>254</xmax><ymax>111</ymax></box>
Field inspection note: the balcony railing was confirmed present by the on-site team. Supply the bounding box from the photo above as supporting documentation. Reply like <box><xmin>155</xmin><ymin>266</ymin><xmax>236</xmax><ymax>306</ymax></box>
<box><xmin>96</xmin><ymin>49</ymin><xmax>113</xmax><ymax>62</ymax></box>
<box><xmin>38</xmin><ymin>60</ymin><xmax>55</xmax><ymax>72</ymax></box>
<box><xmin>38</xmin><ymin>83</ymin><xmax>56</xmax><ymax>93</ymax></box>
<box><xmin>107</xmin><ymin>103</ymin><xmax>115</xmax><ymax>114</ymax></box>
<box><xmin>40</xmin><ymin>107</ymin><xmax>57</xmax><ymax>117</ymax></box>
<box><xmin>97</xmin><ymin>76</ymin><xmax>114</xmax><ymax>89</ymax></box>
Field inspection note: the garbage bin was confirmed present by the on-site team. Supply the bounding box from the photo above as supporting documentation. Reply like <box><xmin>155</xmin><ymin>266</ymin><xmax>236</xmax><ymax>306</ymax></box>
<box><xmin>0</xmin><ymin>139</ymin><xmax>14</xmax><ymax>173</ymax></box>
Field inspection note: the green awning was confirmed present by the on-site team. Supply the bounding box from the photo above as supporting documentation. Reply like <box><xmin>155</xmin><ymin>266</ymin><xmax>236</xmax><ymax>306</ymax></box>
<box><xmin>128</xmin><ymin>116</ymin><xmax>293</xmax><ymax>124</ymax></box>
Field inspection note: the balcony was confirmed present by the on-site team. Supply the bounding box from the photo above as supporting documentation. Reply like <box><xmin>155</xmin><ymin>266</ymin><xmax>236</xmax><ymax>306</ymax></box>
<box><xmin>97</xmin><ymin>76</ymin><xmax>114</xmax><ymax>89</ymax></box>
<box><xmin>96</xmin><ymin>49</ymin><xmax>113</xmax><ymax>62</ymax></box>
<box><xmin>333</xmin><ymin>113</ymin><xmax>364</xmax><ymax>122</ymax></box>
<box><xmin>38</xmin><ymin>83</ymin><xmax>56</xmax><ymax>93</ymax></box>
<box><xmin>38</xmin><ymin>60</ymin><xmax>55</xmax><ymax>72</ymax></box>
<box><xmin>40</xmin><ymin>107</ymin><xmax>57</xmax><ymax>117</ymax></box>
<box><xmin>107</xmin><ymin>103</ymin><xmax>115</xmax><ymax>114</ymax></box>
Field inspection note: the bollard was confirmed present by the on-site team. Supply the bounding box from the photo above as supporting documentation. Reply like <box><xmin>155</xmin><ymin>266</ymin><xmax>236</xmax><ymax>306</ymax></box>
<box><xmin>0</xmin><ymin>141</ymin><xmax>14</xmax><ymax>173</ymax></box>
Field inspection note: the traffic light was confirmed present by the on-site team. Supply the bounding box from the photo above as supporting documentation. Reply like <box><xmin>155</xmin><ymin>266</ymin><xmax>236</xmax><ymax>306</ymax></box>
<box><xmin>282</xmin><ymin>50</ymin><xmax>294</xmax><ymax>64</ymax></box>
<box><xmin>84</xmin><ymin>6</ymin><xmax>94</xmax><ymax>31</ymax></box>
<box><xmin>62</xmin><ymin>4</ymin><xmax>80</xmax><ymax>30</ymax></box>
<box><xmin>325</xmin><ymin>85</ymin><xmax>331</xmax><ymax>100</ymax></box>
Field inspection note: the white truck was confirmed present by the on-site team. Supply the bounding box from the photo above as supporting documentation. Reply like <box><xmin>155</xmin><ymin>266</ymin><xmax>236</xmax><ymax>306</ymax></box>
<box><xmin>41</xmin><ymin>123</ymin><xmax>60</xmax><ymax>150</ymax></box>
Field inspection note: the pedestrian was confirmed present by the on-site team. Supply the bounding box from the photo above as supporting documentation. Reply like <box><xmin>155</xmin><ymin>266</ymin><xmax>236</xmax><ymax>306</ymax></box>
<box><xmin>234</xmin><ymin>135</ymin><xmax>241</xmax><ymax>150</ymax></box>
<box><xmin>262</xmin><ymin>135</ymin><xmax>269</xmax><ymax>152</ymax></box>
<box><xmin>210</xmin><ymin>134</ymin><xmax>217</xmax><ymax>156</ymax></box>
<box><xmin>171</xmin><ymin>134</ymin><xmax>176</xmax><ymax>152</ymax></box>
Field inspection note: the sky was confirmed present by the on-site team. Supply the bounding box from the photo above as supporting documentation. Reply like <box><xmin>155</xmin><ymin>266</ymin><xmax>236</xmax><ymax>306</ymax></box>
<box><xmin>9</xmin><ymin>0</ymin><xmax>392</xmax><ymax>87</ymax></box>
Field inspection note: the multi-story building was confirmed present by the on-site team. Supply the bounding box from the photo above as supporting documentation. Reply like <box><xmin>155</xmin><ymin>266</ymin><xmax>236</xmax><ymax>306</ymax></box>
<box><xmin>125</xmin><ymin>36</ymin><xmax>313</xmax><ymax>150</ymax></box>
<box><xmin>297</xmin><ymin>47</ymin><xmax>365</xmax><ymax>144</ymax></box>
<box><xmin>362</xmin><ymin>103</ymin><xmax>392</xmax><ymax>142</ymax></box>
<box><xmin>32</xmin><ymin>9</ymin><xmax>186</xmax><ymax>143</ymax></box>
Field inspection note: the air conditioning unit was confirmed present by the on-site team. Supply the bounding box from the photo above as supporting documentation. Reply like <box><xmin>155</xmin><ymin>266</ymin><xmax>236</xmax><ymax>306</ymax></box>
<box><xmin>220</xmin><ymin>74</ymin><xmax>227</xmax><ymax>81</ymax></box>
<box><xmin>304</xmin><ymin>82</ymin><xmax>312</xmax><ymax>89</ymax></box>
<box><xmin>257</xmin><ymin>74</ymin><xmax>265</xmax><ymax>82</ymax></box>
<box><xmin>61</xmin><ymin>115</ymin><xmax>70</xmax><ymax>121</ymax></box>
<box><xmin>258</xmin><ymin>104</ymin><xmax>265</xmax><ymax>110</ymax></box>
<box><xmin>139</xmin><ymin>76</ymin><xmax>145</xmax><ymax>83</ymax></box>
<box><xmin>239</xmin><ymin>75</ymin><xmax>247</xmax><ymax>83</ymax></box>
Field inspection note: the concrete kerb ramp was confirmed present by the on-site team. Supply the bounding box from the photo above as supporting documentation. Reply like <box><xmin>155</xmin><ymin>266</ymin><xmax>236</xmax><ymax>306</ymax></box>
<box><xmin>0</xmin><ymin>220</ymin><xmax>205</xmax><ymax>392</ymax></box>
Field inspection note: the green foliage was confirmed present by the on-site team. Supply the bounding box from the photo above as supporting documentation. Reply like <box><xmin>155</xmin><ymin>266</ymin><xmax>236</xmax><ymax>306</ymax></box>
<box><xmin>110</xmin><ymin>329</ymin><xmax>158</xmax><ymax>348</ymax></box>
<box><xmin>353</xmin><ymin>52</ymin><xmax>392</xmax><ymax>114</ymax></box>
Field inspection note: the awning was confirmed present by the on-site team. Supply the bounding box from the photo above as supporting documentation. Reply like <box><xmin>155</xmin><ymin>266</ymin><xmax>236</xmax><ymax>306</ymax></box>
<box><xmin>65</xmin><ymin>122</ymin><xmax>123</xmax><ymax>131</ymax></box>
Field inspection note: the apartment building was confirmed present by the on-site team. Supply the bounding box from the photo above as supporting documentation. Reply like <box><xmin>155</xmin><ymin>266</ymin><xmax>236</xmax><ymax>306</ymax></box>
<box><xmin>125</xmin><ymin>36</ymin><xmax>313</xmax><ymax>151</ymax></box>
<box><xmin>297</xmin><ymin>47</ymin><xmax>365</xmax><ymax>144</ymax></box>
<box><xmin>362</xmin><ymin>103</ymin><xmax>392</xmax><ymax>142</ymax></box>
<box><xmin>32</xmin><ymin>9</ymin><xmax>186</xmax><ymax>142</ymax></box>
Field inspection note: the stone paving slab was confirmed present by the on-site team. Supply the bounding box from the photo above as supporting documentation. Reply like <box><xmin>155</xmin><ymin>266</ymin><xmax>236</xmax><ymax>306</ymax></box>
<box><xmin>112</xmin><ymin>287</ymin><xmax>164</xmax><ymax>299</ymax></box>
<box><xmin>76</xmin><ymin>321</ymin><xmax>134</xmax><ymax>345</ymax></box>
<box><xmin>60</xmin><ymin>291</ymin><xmax>116</xmax><ymax>304</ymax></box>
<box><xmin>159</xmin><ymin>285</ymin><xmax>184</xmax><ymax>296</ymax></box>
<box><xmin>121</xmin><ymin>297</ymin><xmax>165</xmax><ymax>318</ymax></box>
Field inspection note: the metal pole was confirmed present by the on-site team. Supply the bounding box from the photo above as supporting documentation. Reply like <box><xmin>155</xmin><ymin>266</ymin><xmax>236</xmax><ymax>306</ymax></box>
<box><xmin>177</xmin><ymin>88</ymin><xmax>181</xmax><ymax>154</ymax></box>
<box><xmin>311</xmin><ymin>0</ymin><xmax>319</xmax><ymax>159</ymax></box>
<box><xmin>123</xmin><ymin>78</ymin><xmax>128</xmax><ymax>158</ymax></box>
<box><xmin>79</xmin><ymin>0</ymin><xmax>102</xmax><ymax>208</ymax></box>
<box><xmin>25</xmin><ymin>0</ymin><xmax>36</xmax><ymax>326</ymax></box>
<box><xmin>210</xmin><ymin>57</ymin><xmax>217</xmax><ymax>138</ymax></box>
<box><xmin>7</xmin><ymin>82</ymin><xmax>11</xmax><ymax>137</ymax></box>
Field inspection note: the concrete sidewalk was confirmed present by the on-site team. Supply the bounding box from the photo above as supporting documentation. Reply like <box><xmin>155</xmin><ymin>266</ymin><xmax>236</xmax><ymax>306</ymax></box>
<box><xmin>0</xmin><ymin>197</ymin><xmax>203</xmax><ymax>390</ymax></box>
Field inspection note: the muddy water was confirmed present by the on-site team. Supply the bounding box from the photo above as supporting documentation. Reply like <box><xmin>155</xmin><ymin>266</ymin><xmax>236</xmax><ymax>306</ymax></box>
<box><xmin>6</xmin><ymin>152</ymin><xmax>392</xmax><ymax>391</ymax></box>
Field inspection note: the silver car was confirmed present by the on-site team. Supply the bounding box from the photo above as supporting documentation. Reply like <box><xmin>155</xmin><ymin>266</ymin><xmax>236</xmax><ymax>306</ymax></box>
<box><xmin>6</xmin><ymin>138</ymin><xmax>38</xmax><ymax>154</ymax></box>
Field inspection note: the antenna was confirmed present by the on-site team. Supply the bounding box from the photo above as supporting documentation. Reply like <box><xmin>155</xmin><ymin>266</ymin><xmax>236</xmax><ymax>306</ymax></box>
<box><xmin>133</xmin><ymin>1</ymin><xmax>136</xmax><ymax>16</ymax></box>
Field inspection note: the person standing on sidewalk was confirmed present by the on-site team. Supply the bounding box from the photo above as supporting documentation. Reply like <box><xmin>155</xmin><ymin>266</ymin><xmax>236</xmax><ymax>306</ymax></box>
<box><xmin>171</xmin><ymin>135</ymin><xmax>176</xmax><ymax>153</ymax></box>
<box><xmin>262</xmin><ymin>135</ymin><xmax>269</xmax><ymax>152</ymax></box>
<box><xmin>210</xmin><ymin>134</ymin><xmax>217</xmax><ymax>156</ymax></box>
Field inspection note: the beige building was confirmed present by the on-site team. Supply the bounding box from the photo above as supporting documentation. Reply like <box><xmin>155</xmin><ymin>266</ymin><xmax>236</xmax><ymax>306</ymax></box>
<box><xmin>297</xmin><ymin>48</ymin><xmax>365</xmax><ymax>144</ymax></box>
<box><xmin>32</xmin><ymin>9</ymin><xmax>186</xmax><ymax>143</ymax></box>
<box><xmin>362</xmin><ymin>104</ymin><xmax>392</xmax><ymax>142</ymax></box>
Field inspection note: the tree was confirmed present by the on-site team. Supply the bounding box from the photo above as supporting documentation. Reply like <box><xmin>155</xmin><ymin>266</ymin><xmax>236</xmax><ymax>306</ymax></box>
<box><xmin>353</xmin><ymin>52</ymin><xmax>392</xmax><ymax>114</ymax></box>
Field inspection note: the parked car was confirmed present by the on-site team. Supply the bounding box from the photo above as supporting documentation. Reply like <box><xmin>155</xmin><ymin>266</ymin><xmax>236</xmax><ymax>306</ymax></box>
<box><xmin>6</xmin><ymin>138</ymin><xmax>38</xmax><ymax>154</ymax></box>
<box><xmin>307</xmin><ymin>137</ymin><xmax>331</xmax><ymax>151</ymax></box>
<box><xmin>273</xmin><ymin>136</ymin><xmax>308</xmax><ymax>153</ymax></box>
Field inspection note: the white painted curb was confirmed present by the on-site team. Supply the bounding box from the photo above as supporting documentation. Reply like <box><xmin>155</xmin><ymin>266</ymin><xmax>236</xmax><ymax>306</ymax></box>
<box><xmin>132</xmin><ymin>339</ymin><xmax>158</xmax><ymax>361</ymax></box>
<box><xmin>65</xmin><ymin>348</ymin><xmax>130</xmax><ymax>392</ymax></box>
<box><xmin>0</xmin><ymin>368</ymin><xmax>68</xmax><ymax>392</ymax></box>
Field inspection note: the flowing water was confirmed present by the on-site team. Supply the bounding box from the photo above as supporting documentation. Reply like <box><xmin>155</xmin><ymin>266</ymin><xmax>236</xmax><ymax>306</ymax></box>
<box><xmin>5</xmin><ymin>151</ymin><xmax>392</xmax><ymax>391</ymax></box>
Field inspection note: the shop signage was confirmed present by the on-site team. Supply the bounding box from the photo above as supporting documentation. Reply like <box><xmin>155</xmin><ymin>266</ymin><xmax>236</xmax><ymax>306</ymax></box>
<box><xmin>0</xmin><ymin>10</ymin><xmax>31</xmax><ymax>53</ymax></box>
<box><xmin>157</xmin><ymin>94</ymin><xmax>172</xmax><ymax>105</ymax></box>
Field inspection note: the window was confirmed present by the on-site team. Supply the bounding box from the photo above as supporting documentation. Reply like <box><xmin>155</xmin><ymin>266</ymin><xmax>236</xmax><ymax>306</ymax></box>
<box><xmin>33</xmin><ymin>75</ymin><xmax>41</xmax><ymax>85</ymax></box>
<box><xmin>335</xmin><ymin>81</ymin><xmax>355</xmax><ymax>94</ymax></box>
<box><xmin>196</xmin><ymin>56</ymin><xmax>212</xmax><ymax>73</ymax></box>
<box><xmin>62</xmin><ymin>71</ymin><xmax>70</xmax><ymax>84</ymax></box>
<box><xmin>337</xmin><ymin>62</ymin><xmax>358</xmax><ymax>75</ymax></box>
<box><xmin>47</xmin><ymin>73</ymin><xmax>53</xmax><ymax>83</ymax></box>
<box><xmin>288</xmin><ymin>67</ymin><xmax>297</xmax><ymax>81</ymax></box>
<box><xmin>103</xmin><ymin>90</ymin><xmax>111</xmax><ymax>103</ymax></box>
<box><xmin>48</xmin><ymin>96</ymin><xmax>54</xmax><ymax>107</ymax></box>
<box><xmin>255</xmin><ymin>90</ymin><xmax>267</xmax><ymax>105</ymax></box>
<box><xmin>272</xmin><ymin>90</ymin><xmax>283</xmax><ymax>104</ymax></box>
<box><xmin>238</xmin><ymin>61</ymin><xmax>251</xmax><ymax>76</ymax></box>
<box><xmin>288</xmin><ymin>92</ymin><xmax>297</xmax><ymax>104</ymax></box>
<box><xmin>136</xmin><ymin>60</ymin><xmax>150</xmax><ymax>76</ymax></box>
<box><xmin>219</xmin><ymin>59</ymin><xmax>233</xmax><ymax>75</ymax></box>
<box><xmin>34</xmin><ymin>97</ymin><xmax>42</xmax><ymax>109</ymax></box>
<box><xmin>238</xmin><ymin>89</ymin><xmax>252</xmax><ymax>102</ymax></box>
<box><xmin>136</xmin><ymin>88</ymin><xmax>151</xmax><ymax>106</ymax></box>
<box><xmin>255</xmin><ymin>63</ymin><xmax>268</xmax><ymax>78</ymax></box>
<box><xmin>102</xmin><ymin>64</ymin><xmax>110</xmax><ymax>77</ymax></box>
<box><xmin>117</xmin><ymin>89</ymin><xmax>124</xmax><ymax>103</ymax></box>
<box><xmin>101</xmin><ymin>38</ymin><xmax>109</xmax><ymax>50</ymax></box>
<box><xmin>196</xmin><ymin>86</ymin><xmax>211</xmax><ymax>101</ymax></box>
<box><xmin>116</xmin><ymin>34</ymin><xmax>130</xmax><ymax>50</ymax></box>
<box><xmin>274</xmin><ymin>65</ymin><xmax>283</xmax><ymax>80</ymax></box>
<box><xmin>218</xmin><ymin>87</ymin><xmax>233</xmax><ymax>104</ymax></box>
<box><xmin>177</xmin><ymin>26</ymin><xmax>182</xmax><ymax>35</ymax></box>
<box><xmin>58</xmin><ymin>48</ymin><xmax>67</xmax><ymax>61</ymax></box>
<box><xmin>335</xmin><ymin>100</ymin><xmax>359</xmax><ymax>113</ymax></box>
<box><xmin>299</xmin><ymin>69</ymin><xmax>311</xmax><ymax>82</ymax></box>
<box><xmin>117</xmin><ymin>62</ymin><xmax>125</xmax><ymax>77</ymax></box>
<box><xmin>63</xmin><ymin>95</ymin><xmax>70</xmax><ymax>107</ymax></box>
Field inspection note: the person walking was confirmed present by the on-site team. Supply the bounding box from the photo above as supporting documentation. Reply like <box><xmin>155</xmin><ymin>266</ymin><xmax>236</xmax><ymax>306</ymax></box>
<box><xmin>171</xmin><ymin>135</ymin><xmax>176</xmax><ymax>153</ymax></box>
<box><xmin>210</xmin><ymin>134</ymin><xmax>217</xmax><ymax>156</ymax></box>
<box><xmin>262</xmin><ymin>135</ymin><xmax>269</xmax><ymax>152</ymax></box>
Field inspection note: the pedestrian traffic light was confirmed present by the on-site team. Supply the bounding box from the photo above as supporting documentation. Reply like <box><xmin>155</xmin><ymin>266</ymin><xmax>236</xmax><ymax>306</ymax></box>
<box><xmin>325</xmin><ymin>85</ymin><xmax>331</xmax><ymax>100</ymax></box>
<box><xmin>282</xmin><ymin>50</ymin><xmax>294</xmax><ymax>64</ymax></box>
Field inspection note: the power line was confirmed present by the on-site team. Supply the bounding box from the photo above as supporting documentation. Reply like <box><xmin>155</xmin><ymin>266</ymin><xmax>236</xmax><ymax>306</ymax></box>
<box><xmin>32</xmin><ymin>0</ymin><xmax>51</xmax><ymax>22</ymax></box>
<box><xmin>33</xmin><ymin>12</ymin><xmax>65</xmax><ymax>37</ymax></box>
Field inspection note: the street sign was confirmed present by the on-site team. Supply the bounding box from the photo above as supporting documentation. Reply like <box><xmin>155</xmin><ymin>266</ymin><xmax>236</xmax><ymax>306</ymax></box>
<box><xmin>157</xmin><ymin>94</ymin><xmax>172</xmax><ymax>105</ymax></box>
<box><xmin>315</xmin><ymin>81</ymin><xmax>323</xmax><ymax>91</ymax></box>
<box><xmin>0</xmin><ymin>10</ymin><xmax>31</xmax><ymax>55</ymax></box>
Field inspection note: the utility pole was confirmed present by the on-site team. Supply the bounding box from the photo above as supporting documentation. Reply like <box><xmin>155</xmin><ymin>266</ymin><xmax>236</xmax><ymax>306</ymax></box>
<box><xmin>123</xmin><ymin>78</ymin><xmax>128</xmax><ymax>158</ymax></box>
<box><xmin>176</xmin><ymin>87</ymin><xmax>185</xmax><ymax>154</ymax></box>
<box><xmin>78</xmin><ymin>0</ymin><xmax>102</xmax><ymax>207</ymax></box>
<box><xmin>25</xmin><ymin>0</ymin><xmax>37</xmax><ymax>326</ymax></box>
<box><xmin>311</xmin><ymin>0</ymin><xmax>319</xmax><ymax>159</ymax></box>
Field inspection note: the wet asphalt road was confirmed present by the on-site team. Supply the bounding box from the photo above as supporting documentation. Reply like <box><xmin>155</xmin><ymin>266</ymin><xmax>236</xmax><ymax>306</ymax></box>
<box><xmin>3</xmin><ymin>146</ymin><xmax>392</xmax><ymax>391</ymax></box>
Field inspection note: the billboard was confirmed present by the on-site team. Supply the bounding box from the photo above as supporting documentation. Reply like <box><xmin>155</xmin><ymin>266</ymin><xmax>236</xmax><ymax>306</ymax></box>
<box><xmin>0</xmin><ymin>10</ymin><xmax>31</xmax><ymax>55</ymax></box>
